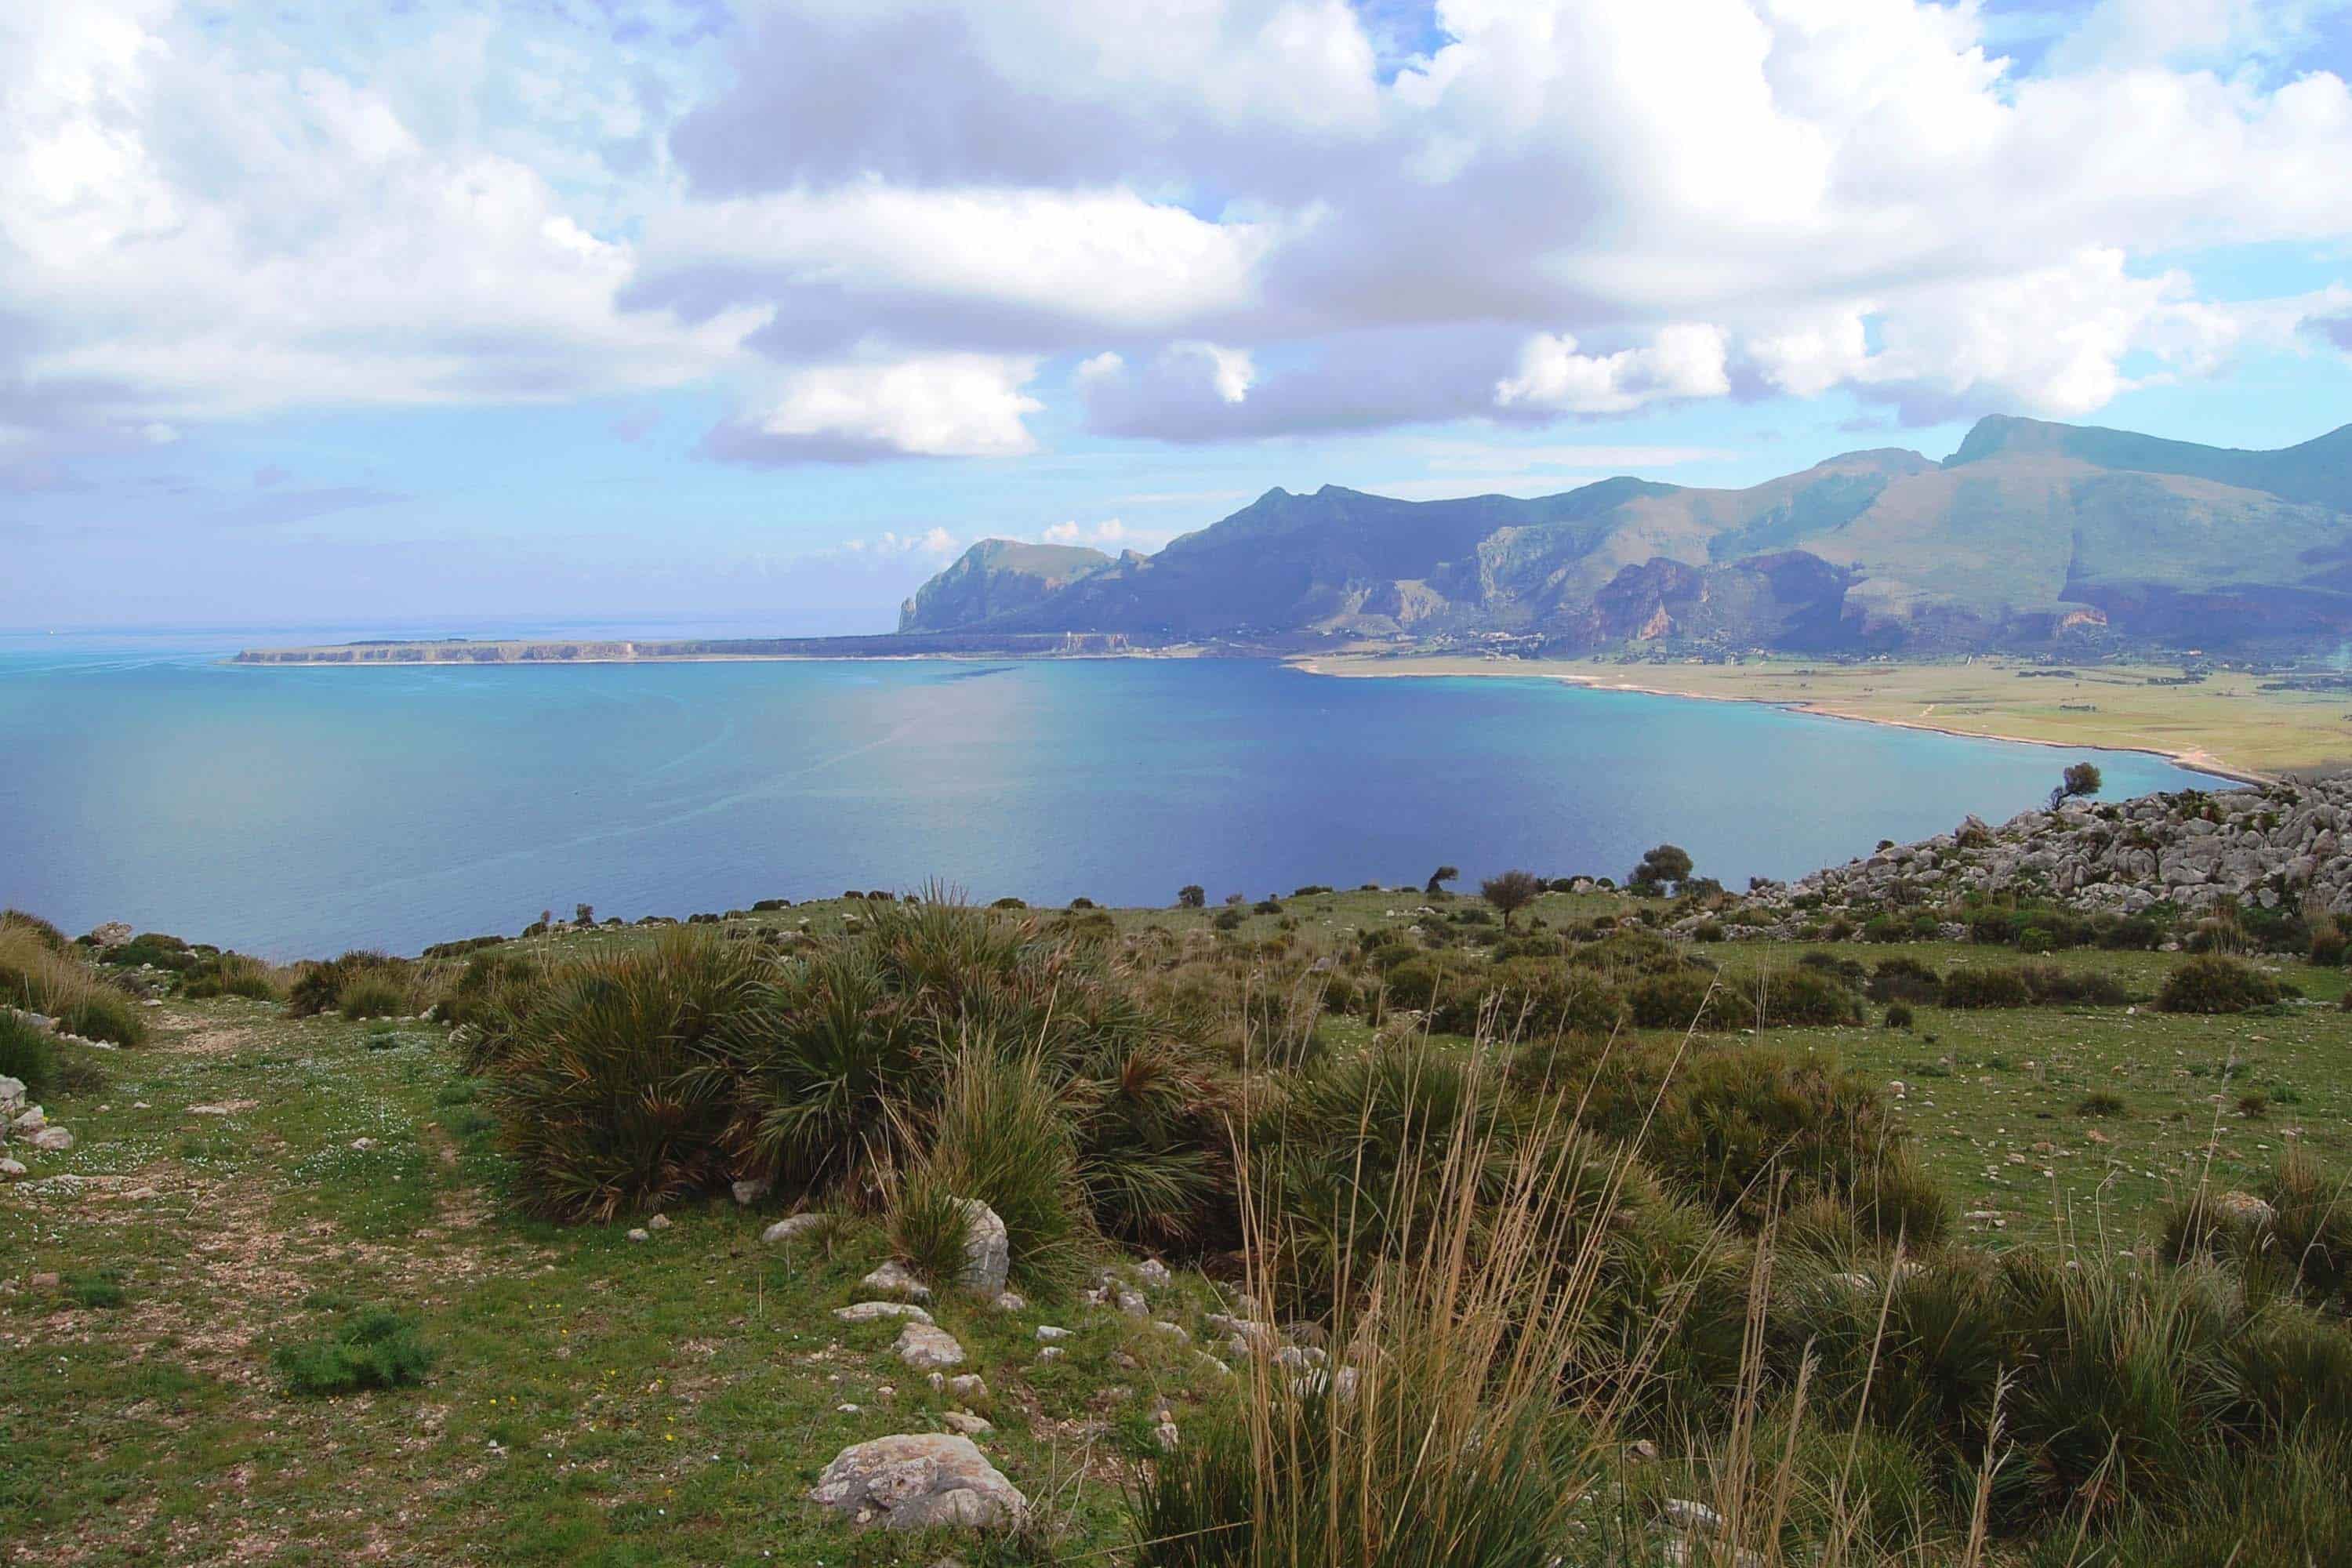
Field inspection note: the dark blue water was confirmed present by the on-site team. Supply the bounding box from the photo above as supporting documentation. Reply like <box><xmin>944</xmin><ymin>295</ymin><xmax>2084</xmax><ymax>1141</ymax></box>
<box><xmin>0</xmin><ymin>646</ymin><xmax>2209</xmax><ymax>958</ymax></box>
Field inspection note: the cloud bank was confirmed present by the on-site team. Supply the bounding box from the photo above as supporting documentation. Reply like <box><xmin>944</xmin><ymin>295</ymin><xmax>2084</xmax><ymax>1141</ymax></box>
<box><xmin>5</xmin><ymin>0</ymin><xmax>2352</xmax><ymax>481</ymax></box>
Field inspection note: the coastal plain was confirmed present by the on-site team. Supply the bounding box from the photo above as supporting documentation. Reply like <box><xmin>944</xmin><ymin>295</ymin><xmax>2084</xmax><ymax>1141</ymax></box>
<box><xmin>1298</xmin><ymin>653</ymin><xmax>2352</xmax><ymax>779</ymax></box>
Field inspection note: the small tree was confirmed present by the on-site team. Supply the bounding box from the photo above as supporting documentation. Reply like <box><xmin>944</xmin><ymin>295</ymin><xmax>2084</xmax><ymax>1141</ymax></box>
<box><xmin>1425</xmin><ymin>865</ymin><xmax>1460</xmax><ymax>898</ymax></box>
<box><xmin>1479</xmin><ymin>869</ymin><xmax>1543</xmax><ymax>933</ymax></box>
<box><xmin>1628</xmin><ymin>844</ymin><xmax>1693</xmax><ymax>897</ymax></box>
<box><xmin>574</xmin><ymin>902</ymin><xmax>594</xmax><ymax>927</ymax></box>
<box><xmin>1177</xmin><ymin>884</ymin><xmax>1206</xmax><ymax>909</ymax></box>
<box><xmin>2049</xmin><ymin>762</ymin><xmax>2103</xmax><ymax>810</ymax></box>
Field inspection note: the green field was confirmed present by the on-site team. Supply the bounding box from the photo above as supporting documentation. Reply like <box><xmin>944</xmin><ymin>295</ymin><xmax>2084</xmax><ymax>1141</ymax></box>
<box><xmin>5</xmin><ymin>890</ymin><xmax>2350</xmax><ymax>1565</ymax></box>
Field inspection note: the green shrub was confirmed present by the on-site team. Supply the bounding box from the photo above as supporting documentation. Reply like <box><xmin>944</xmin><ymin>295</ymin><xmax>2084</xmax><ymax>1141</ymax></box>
<box><xmin>289</xmin><ymin>952</ymin><xmax>411</xmax><ymax>1018</ymax></box>
<box><xmin>2260</xmin><ymin>1149</ymin><xmax>2352</xmax><ymax>1313</ymax></box>
<box><xmin>2307</xmin><ymin>920</ymin><xmax>2348</xmax><ymax>967</ymax></box>
<box><xmin>2017</xmin><ymin>926</ymin><xmax>2055</xmax><ymax>954</ymax></box>
<box><xmin>1868</xmin><ymin>955</ymin><xmax>1944</xmax><ymax>1004</ymax></box>
<box><xmin>180</xmin><ymin>952</ymin><xmax>281</xmax><ymax>1001</ymax></box>
<box><xmin>0</xmin><ymin>927</ymin><xmax>147</xmax><ymax>1046</ymax></box>
<box><xmin>489</xmin><ymin>932</ymin><xmax>766</xmax><ymax>1220</ymax></box>
<box><xmin>1883</xmin><ymin>1001</ymin><xmax>1914</xmax><ymax>1029</ymax></box>
<box><xmin>439</xmin><ymin>950</ymin><xmax>550</xmax><ymax>1069</ymax></box>
<box><xmin>1625</xmin><ymin>969</ymin><xmax>1726</xmax><ymax>1030</ymax></box>
<box><xmin>65</xmin><ymin>1269</ymin><xmax>127</xmax><ymax>1309</ymax></box>
<box><xmin>2157</xmin><ymin>954</ymin><xmax>2282</xmax><ymax>1014</ymax></box>
<box><xmin>2077</xmin><ymin>1091</ymin><xmax>2128</xmax><ymax>1117</ymax></box>
<box><xmin>1421</xmin><ymin>959</ymin><xmax>1624</xmax><ymax>1040</ymax></box>
<box><xmin>274</xmin><ymin>1307</ymin><xmax>436</xmax><ymax>1396</ymax></box>
<box><xmin>888</xmin><ymin>1171</ymin><xmax>975</xmax><ymax>1287</ymax></box>
<box><xmin>0</xmin><ymin>1010</ymin><xmax>58</xmax><ymax>1097</ymax></box>
<box><xmin>2016</xmin><ymin>961</ymin><xmax>2133</xmax><ymax>1006</ymax></box>
<box><xmin>338</xmin><ymin>975</ymin><xmax>408</xmax><ymax>1020</ymax></box>
<box><xmin>904</xmin><ymin>1046</ymin><xmax>1090</xmax><ymax>1294</ymax></box>
<box><xmin>104</xmin><ymin>932</ymin><xmax>198</xmax><ymax>971</ymax></box>
<box><xmin>0</xmin><ymin>909</ymin><xmax>67</xmax><ymax>953</ymax></box>
<box><xmin>1644</xmin><ymin>1045</ymin><xmax>1900</xmax><ymax>1229</ymax></box>
<box><xmin>1940</xmin><ymin>965</ymin><xmax>2033</xmax><ymax>1008</ymax></box>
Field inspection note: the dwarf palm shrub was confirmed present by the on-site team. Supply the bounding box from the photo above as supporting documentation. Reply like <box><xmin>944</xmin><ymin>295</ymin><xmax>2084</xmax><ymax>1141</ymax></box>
<box><xmin>489</xmin><ymin>933</ymin><xmax>764</xmax><ymax>1220</ymax></box>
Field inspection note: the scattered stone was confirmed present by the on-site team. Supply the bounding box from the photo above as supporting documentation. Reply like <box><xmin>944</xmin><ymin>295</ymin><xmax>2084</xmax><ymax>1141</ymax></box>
<box><xmin>646</xmin><ymin>1214</ymin><xmax>672</xmax><ymax>1232</ymax></box>
<box><xmin>1116</xmin><ymin>1289</ymin><xmax>1148</xmax><ymax>1316</ymax></box>
<box><xmin>1627</xmin><ymin>1439</ymin><xmax>1660</xmax><ymax>1464</ymax></box>
<box><xmin>862</xmin><ymin>1261</ymin><xmax>934</xmax><ymax>1301</ymax></box>
<box><xmin>1152</xmin><ymin>1320</ymin><xmax>1189</xmax><ymax>1341</ymax></box>
<box><xmin>187</xmin><ymin>1100</ymin><xmax>257</xmax><ymax>1116</ymax></box>
<box><xmin>1661</xmin><ymin>1499</ymin><xmax>1725</xmax><ymax>1537</ymax></box>
<box><xmin>0</xmin><ymin>1076</ymin><xmax>24</xmax><ymax>1113</ymax></box>
<box><xmin>0</xmin><ymin>1158</ymin><xmax>24</xmax><ymax>1180</ymax></box>
<box><xmin>940</xmin><ymin>1411</ymin><xmax>993</xmax><ymax>1436</ymax></box>
<box><xmin>30</xmin><ymin>1272</ymin><xmax>59</xmax><ymax>1289</ymax></box>
<box><xmin>2212</xmin><ymin>1191</ymin><xmax>2278</xmax><ymax>1225</ymax></box>
<box><xmin>350</xmin><ymin>1138</ymin><xmax>376</xmax><ymax>1151</ymax></box>
<box><xmin>951</xmin><ymin>1199</ymin><xmax>1010</xmax><ymax>1295</ymax></box>
<box><xmin>1036</xmin><ymin>1346</ymin><xmax>1063</xmax><ymax>1362</ymax></box>
<box><xmin>946</xmin><ymin>1374</ymin><xmax>989</xmax><ymax>1401</ymax></box>
<box><xmin>895</xmin><ymin>1323</ymin><xmax>965</xmax><ymax>1371</ymax></box>
<box><xmin>763</xmin><ymin>1214</ymin><xmax>828</xmax><ymax>1245</ymax></box>
<box><xmin>1136</xmin><ymin>1258</ymin><xmax>1172</xmax><ymax>1287</ymax></box>
<box><xmin>626</xmin><ymin>1228</ymin><xmax>651</xmax><ymax>1243</ymax></box>
<box><xmin>835</xmin><ymin>1302</ymin><xmax>935</xmax><ymax>1326</ymax></box>
<box><xmin>810</xmin><ymin>1433</ymin><xmax>1028</xmax><ymax>1531</ymax></box>
<box><xmin>992</xmin><ymin>1291</ymin><xmax>1025</xmax><ymax>1312</ymax></box>
<box><xmin>10</xmin><ymin>1106</ymin><xmax>45</xmax><ymax>1134</ymax></box>
<box><xmin>1034</xmin><ymin>1325</ymin><xmax>1072</xmax><ymax>1342</ymax></box>
<box><xmin>731</xmin><ymin>1176</ymin><xmax>774</xmax><ymax>1207</ymax></box>
<box><xmin>85</xmin><ymin>922</ymin><xmax>132</xmax><ymax>949</ymax></box>
<box><xmin>28</xmin><ymin>1128</ymin><xmax>72</xmax><ymax>1152</ymax></box>
<box><xmin>1153</xmin><ymin>1421</ymin><xmax>1181</xmax><ymax>1450</ymax></box>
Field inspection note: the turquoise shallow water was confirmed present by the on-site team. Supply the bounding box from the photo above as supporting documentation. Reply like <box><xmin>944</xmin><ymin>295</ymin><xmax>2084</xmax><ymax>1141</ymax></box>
<box><xmin>0</xmin><ymin>645</ymin><xmax>2209</xmax><ymax>958</ymax></box>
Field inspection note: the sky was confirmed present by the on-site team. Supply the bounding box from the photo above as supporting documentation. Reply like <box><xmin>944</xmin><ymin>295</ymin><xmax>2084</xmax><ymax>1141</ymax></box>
<box><xmin>3</xmin><ymin>0</ymin><xmax>2351</xmax><ymax>634</ymax></box>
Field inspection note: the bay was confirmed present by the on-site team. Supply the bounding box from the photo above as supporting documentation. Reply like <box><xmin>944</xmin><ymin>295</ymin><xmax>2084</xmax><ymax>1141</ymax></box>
<box><xmin>1</xmin><ymin>645</ymin><xmax>2209</xmax><ymax>958</ymax></box>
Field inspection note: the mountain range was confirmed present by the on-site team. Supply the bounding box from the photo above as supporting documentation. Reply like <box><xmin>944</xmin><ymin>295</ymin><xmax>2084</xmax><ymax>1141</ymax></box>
<box><xmin>898</xmin><ymin>416</ymin><xmax>2352</xmax><ymax>653</ymax></box>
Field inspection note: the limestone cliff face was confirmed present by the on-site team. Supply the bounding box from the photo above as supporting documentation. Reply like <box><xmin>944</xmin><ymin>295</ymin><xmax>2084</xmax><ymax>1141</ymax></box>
<box><xmin>898</xmin><ymin>541</ymin><xmax>1115</xmax><ymax>633</ymax></box>
<box><xmin>898</xmin><ymin>418</ymin><xmax>2352</xmax><ymax>653</ymax></box>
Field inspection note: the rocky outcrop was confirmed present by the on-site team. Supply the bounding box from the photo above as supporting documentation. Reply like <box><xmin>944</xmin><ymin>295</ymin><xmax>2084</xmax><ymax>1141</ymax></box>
<box><xmin>1737</xmin><ymin>775</ymin><xmax>2352</xmax><ymax>923</ymax></box>
<box><xmin>809</xmin><ymin>1433</ymin><xmax>1027</xmax><ymax>1530</ymax></box>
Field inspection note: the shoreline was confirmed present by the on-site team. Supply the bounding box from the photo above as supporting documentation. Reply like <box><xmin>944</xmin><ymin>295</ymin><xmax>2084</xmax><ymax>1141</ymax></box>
<box><xmin>1287</xmin><ymin>654</ymin><xmax>2267</xmax><ymax>785</ymax></box>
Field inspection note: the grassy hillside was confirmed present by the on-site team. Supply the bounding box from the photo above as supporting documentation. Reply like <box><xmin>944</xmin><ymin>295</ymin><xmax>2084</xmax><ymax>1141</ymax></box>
<box><xmin>7</xmin><ymin>880</ymin><xmax>2352</xmax><ymax>1566</ymax></box>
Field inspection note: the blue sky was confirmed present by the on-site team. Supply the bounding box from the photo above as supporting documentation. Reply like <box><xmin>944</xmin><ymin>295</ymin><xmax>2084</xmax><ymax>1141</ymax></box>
<box><xmin>4</xmin><ymin>0</ymin><xmax>2350</xmax><ymax>633</ymax></box>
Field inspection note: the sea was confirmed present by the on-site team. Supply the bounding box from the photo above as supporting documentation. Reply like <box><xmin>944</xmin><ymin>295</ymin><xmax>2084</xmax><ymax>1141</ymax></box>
<box><xmin>1</xmin><ymin>630</ymin><xmax>2214</xmax><ymax>959</ymax></box>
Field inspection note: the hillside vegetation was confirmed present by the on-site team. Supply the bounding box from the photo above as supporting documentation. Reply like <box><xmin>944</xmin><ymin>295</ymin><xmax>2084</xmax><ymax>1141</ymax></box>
<box><xmin>899</xmin><ymin>416</ymin><xmax>2352</xmax><ymax>654</ymax></box>
<box><xmin>6</xmin><ymin>815</ymin><xmax>2352</xmax><ymax>1565</ymax></box>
